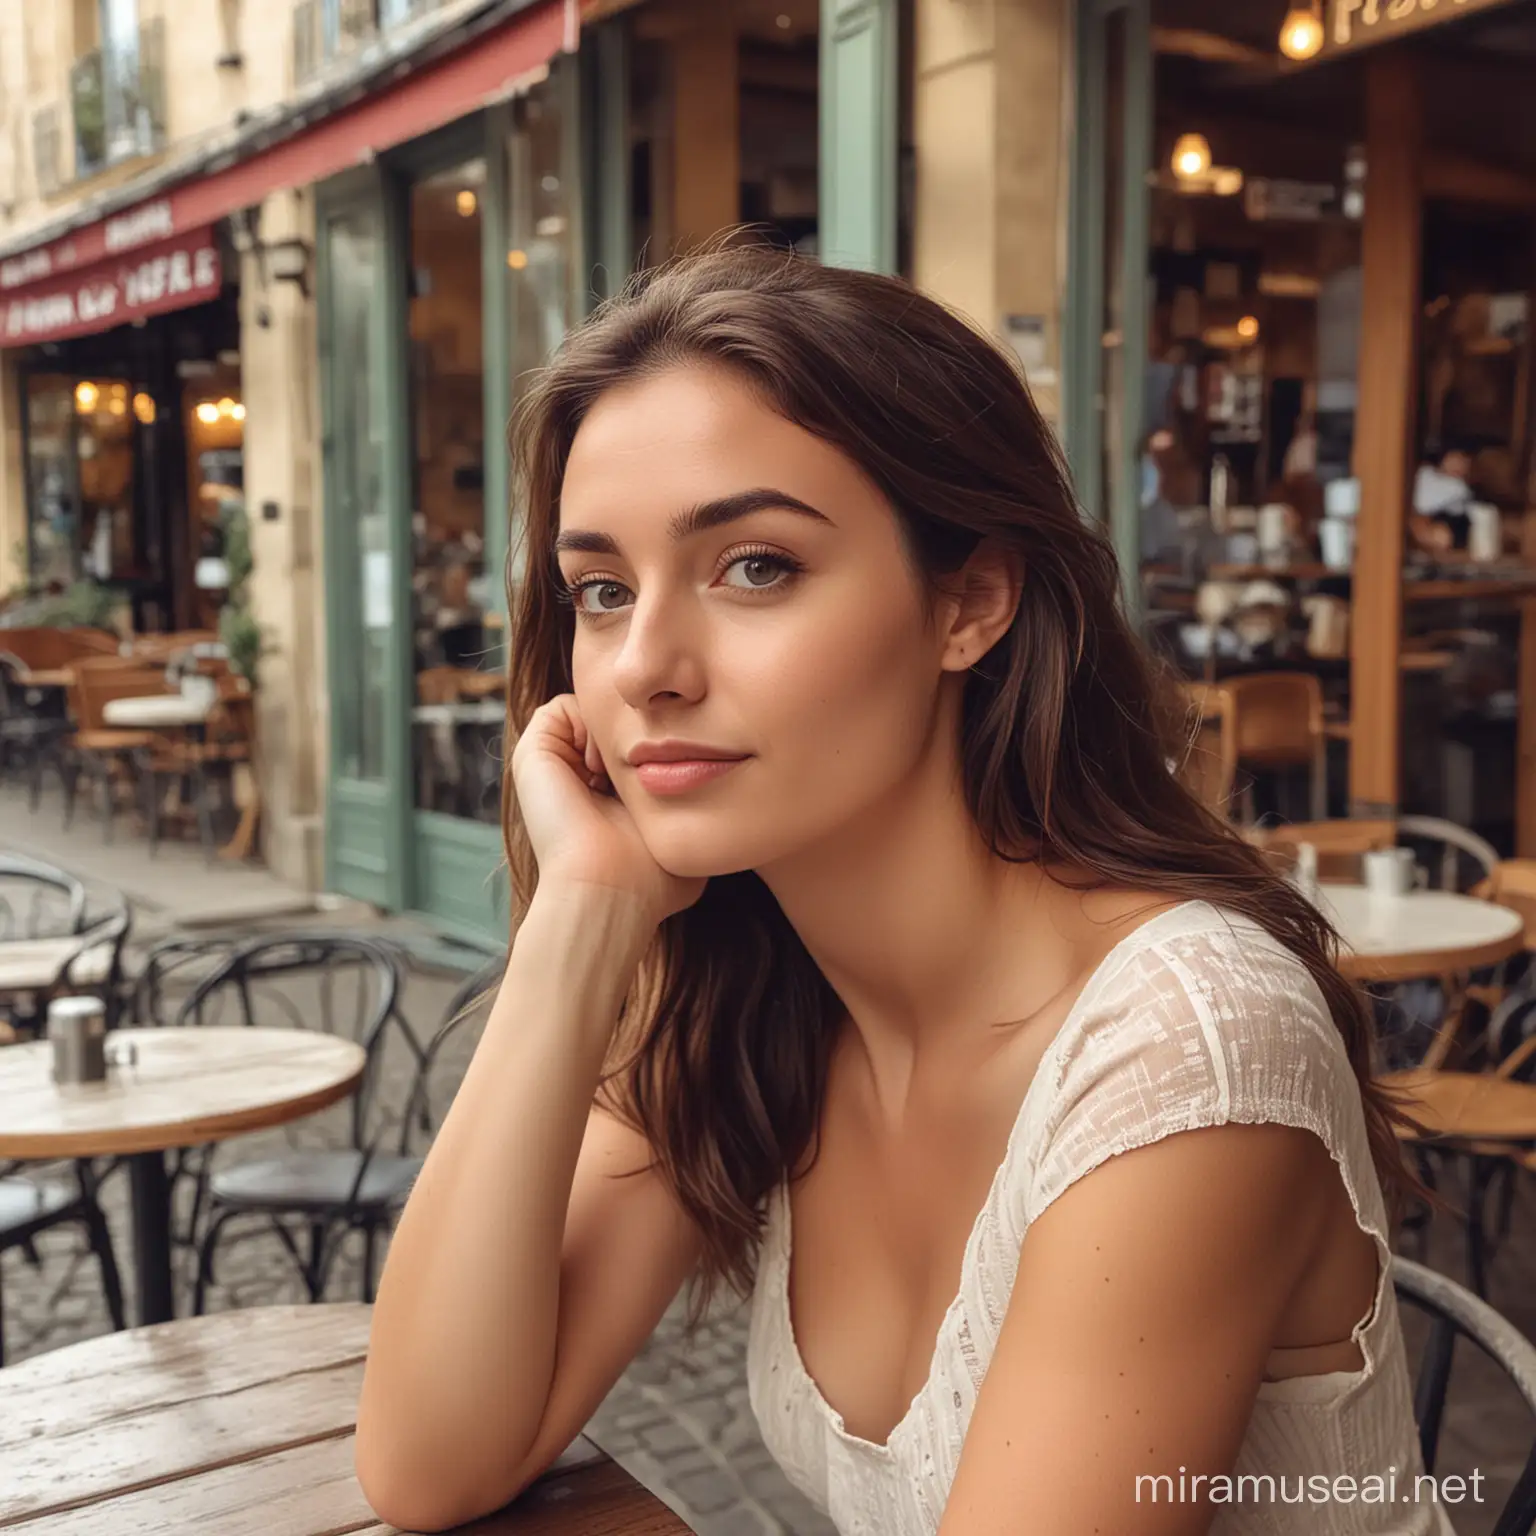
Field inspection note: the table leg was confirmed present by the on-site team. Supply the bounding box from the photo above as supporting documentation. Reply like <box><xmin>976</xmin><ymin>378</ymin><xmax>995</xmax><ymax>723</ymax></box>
<box><xmin>127</xmin><ymin>1150</ymin><xmax>176</xmax><ymax>1326</ymax></box>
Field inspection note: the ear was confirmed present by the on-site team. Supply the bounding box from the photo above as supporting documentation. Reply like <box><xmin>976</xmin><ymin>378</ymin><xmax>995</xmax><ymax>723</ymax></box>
<box><xmin>936</xmin><ymin>542</ymin><xmax>1024</xmax><ymax>674</ymax></box>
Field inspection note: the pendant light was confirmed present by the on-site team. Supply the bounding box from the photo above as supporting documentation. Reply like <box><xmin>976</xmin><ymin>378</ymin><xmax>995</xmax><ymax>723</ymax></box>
<box><xmin>1279</xmin><ymin>3</ymin><xmax>1324</xmax><ymax>62</ymax></box>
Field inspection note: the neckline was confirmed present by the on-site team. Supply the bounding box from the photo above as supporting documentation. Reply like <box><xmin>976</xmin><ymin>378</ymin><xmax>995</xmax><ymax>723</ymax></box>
<box><xmin>772</xmin><ymin>899</ymin><xmax>1216</xmax><ymax>1458</ymax></box>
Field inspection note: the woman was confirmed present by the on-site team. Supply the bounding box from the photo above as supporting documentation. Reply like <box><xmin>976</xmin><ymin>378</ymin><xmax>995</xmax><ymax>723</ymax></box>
<box><xmin>357</xmin><ymin>247</ymin><xmax>1438</xmax><ymax>1535</ymax></box>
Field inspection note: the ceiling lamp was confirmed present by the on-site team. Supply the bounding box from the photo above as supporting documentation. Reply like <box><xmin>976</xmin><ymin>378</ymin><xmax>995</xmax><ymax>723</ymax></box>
<box><xmin>74</xmin><ymin>380</ymin><xmax>100</xmax><ymax>412</ymax></box>
<box><xmin>1237</xmin><ymin>315</ymin><xmax>1261</xmax><ymax>342</ymax></box>
<box><xmin>456</xmin><ymin>189</ymin><xmax>478</xmax><ymax>218</ymax></box>
<box><xmin>132</xmin><ymin>392</ymin><xmax>156</xmax><ymax>425</ymax></box>
<box><xmin>195</xmin><ymin>402</ymin><xmax>220</xmax><ymax>425</ymax></box>
<box><xmin>1172</xmin><ymin>133</ymin><xmax>1213</xmax><ymax>180</ymax></box>
<box><xmin>1278</xmin><ymin>4</ymin><xmax>1324</xmax><ymax>62</ymax></box>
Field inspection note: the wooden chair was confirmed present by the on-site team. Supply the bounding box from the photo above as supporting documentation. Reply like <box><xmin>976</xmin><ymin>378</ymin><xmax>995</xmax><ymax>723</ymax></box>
<box><xmin>1214</xmin><ymin>673</ymin><xmax>1329</xmax><ymax>825</ymax></box>
<box><xmin>62</xmin><ymin>662</ymin><xmax>168</xmax><ymax>841</ymax></box>
<box><xmin>0</xmin><ymin>627</ymin><xmax>120</xmax><ymax>675</ymax></box>
<box><xmin>125</xmin><ymin>630</ymin><xmax>219</xmax><ymax>664</ymax></box>
<box><xmin>141</xmin><ymin>674</ymin><xmax>255</xmax><ymax>860</ymax></box>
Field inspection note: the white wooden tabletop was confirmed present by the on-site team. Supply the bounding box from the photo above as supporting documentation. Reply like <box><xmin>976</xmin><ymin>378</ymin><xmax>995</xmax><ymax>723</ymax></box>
<box><xmin>0</xmin><ymin>1026</ymin><xmax>366</xmax><ymax>1159</ymax></box>
<box><xmin>1317</xmin><ymin>884</ymin><xmax>1526</xmax><ymax>981</ymax></box>
<box><xmin>411</xmin><ymin>701</ymin><xmax>505</xmax><ymax>726</ymax></box>
<box><xmin>0</xmin><ymin>935</ymin><xmax>116</xmax><ymax>993</ymax></box>
<box><xmin>101</xmin><ymin>694</ymin><xmax>212</xmax><ymax>728</ymax></box>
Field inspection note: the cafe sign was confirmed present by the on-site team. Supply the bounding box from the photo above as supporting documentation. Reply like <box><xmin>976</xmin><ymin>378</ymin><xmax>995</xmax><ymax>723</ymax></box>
<box><xmin>1</xmin><ymin>225</ymin><xmax>221</xmax><ymax>346</ymax></box>
<box><xmin>1325</xmin><ymin>0</ymin><xmax>1524</xmax><ymax>56</ymax></box>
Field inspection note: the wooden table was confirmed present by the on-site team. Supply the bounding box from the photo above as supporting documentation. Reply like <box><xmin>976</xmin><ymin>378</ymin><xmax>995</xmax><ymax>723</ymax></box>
<box><xmin>1315</xmin><ymin>883</ymin><xmax>1526</xmax><ymax>982</ymax></box>
<box><xmin>0</xmin><ymin>1028</ymin><xmax>365</xmax><ymax>1327</ymax></box>
<box><xmin>0</xmin><ymin>1305</ymin><xmax>691</xmax><ymax>1535</ymax></box>
<box><xmin>14</xmin><ymin>668</ymin><xmax>73</xmax><ymax>689</ymax></box>
<box><xmin>0</xmin><ymin>935</ymin><xmax>116</xmax><ymax>994</ymax></box>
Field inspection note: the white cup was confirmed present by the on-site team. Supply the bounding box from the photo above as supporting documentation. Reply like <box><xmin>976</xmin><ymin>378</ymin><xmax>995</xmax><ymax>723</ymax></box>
<box><xmin>1362</xmin><ymin>847</ymin><xmax>1425</xmax><ymax>899</ymax></box>
<box><xmin>1468</xmin><ymin>503</ymin><xmax>1502</xmax><ymax>563</ymax></box>
<box><xmin>1319</xmin><ymin>517</ymin><xmax>1355</xmax><ymax>571</ymax></box>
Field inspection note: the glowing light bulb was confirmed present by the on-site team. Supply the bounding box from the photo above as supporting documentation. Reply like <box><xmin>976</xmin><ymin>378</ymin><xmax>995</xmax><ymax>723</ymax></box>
<box><xmin>133</xmin><ymin>393</ymin><xmax>156</xmax><ymax>425</ymax></box>
<box><xmin>1237</xmin><ymin>315</ymin><xmax>1261</xmax><ymax>342</ymax></box>
<box><xmin>506</xmin><ymin>248</ymin><xmax>529</xmax><ymax>270</ymax></box>
<box><xmin>217</xmin><ymin>397</ymin><xmax>237</xmax><ymax>418</ymax></box>
<box><xmin>456</xmin><ymin>189</ymin><xmax>478</xmax><ymax>218</ymax></box>
<box><xmin>1172</xmin><ymin>133</ymin><xmax>1212</xmax><ymax>181</ymax></box>
<box><xmin>232</xmin><ymin>403</ymin><xmax>247</xmax><ymax>422</ymax></box>
<box><xmin>74</xmin><ymin>380</ymin><xmax>100</xmax><ymax>412</ymax></box>
<box><xmin>1279</xmin><ymin>6</ymin><xmax>1324</xmax><ymax>62</ymax></box>
<box><xmin>196</xmin><ymin>402</ymin><xmax>220</xmax><ymax>425</ymax></box>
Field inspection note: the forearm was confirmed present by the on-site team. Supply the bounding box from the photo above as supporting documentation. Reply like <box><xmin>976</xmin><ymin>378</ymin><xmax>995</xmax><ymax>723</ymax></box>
<box><xmin>356</xmin><ymin>886</ymin><xmax>655</xmax><ymax>1516</ymax></box>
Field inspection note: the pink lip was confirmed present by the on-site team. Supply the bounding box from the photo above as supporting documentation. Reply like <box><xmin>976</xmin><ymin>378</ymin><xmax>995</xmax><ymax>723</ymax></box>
<box><xmin>632</xmin><ymin>758</ymin><xmax>748</xmax><ymax>795</ymax></box>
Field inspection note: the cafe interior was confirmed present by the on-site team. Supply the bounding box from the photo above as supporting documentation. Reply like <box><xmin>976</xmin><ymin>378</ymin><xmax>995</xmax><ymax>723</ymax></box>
<box><xmin>1140</xmin><ymin>0</ymin><xmax>1536</xmax><ymax>861</ymax></box>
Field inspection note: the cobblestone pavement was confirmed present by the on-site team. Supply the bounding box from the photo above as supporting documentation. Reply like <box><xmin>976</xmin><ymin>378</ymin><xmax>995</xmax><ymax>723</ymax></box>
<box><xmin>2</xmin><ymin>903</ymin><xmax>1532</xmax><ymax>1535</ymax></box>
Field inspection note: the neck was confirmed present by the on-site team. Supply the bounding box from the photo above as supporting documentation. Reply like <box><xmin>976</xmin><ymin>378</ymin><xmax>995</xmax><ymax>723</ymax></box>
<box><xmin>756</xmin><ymin>733</ymin><xmax>1087</xmax><ymax>1101</ymax></box>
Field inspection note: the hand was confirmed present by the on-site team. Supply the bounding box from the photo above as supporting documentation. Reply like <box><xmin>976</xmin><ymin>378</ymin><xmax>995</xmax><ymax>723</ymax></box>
<box><xmin>509</xmin><ymin>695</ymin><xmax>708</xmax><ymax>924</ymax></box>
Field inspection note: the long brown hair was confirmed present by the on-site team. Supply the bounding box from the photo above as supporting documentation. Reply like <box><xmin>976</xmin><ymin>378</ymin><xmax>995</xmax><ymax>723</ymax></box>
<box><xmin>503</xmin><ymin>241</ymin><xmax>1414</xmax><ymax>1315</ymax></box>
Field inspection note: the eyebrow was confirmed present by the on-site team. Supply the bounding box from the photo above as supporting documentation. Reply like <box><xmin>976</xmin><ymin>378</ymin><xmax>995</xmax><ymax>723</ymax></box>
<box><xmin>553</xmin><ymin>487</ymin><xmax>833</xmax><ymax>557</ymax></box>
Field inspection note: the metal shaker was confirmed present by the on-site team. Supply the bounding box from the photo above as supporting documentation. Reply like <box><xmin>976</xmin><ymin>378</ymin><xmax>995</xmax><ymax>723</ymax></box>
<box><xmin>48</xmin><ymin>996</ymin><xmax>108</xmax><ymax>1085</ymax></box>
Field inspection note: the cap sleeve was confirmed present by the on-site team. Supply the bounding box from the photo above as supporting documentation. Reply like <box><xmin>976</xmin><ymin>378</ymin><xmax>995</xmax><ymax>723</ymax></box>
<box><xmin>1022</xmin><ymin>912</ymin><xmax>1390</xmax><ymax>1248</ymax></box>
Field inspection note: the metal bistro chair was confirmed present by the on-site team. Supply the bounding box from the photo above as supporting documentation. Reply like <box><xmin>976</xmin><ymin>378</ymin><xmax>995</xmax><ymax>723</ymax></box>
<box><xmin>1394</xmin><ymin>1256</ymin><xmax>1536</xmax><ymax>1536</ymax></box>
<box><xmin>0</xmin><ymin>652</ymin><xmax>72</xmax><ymax>808</ymax></box>
<box><xmin>192</xmin><ymin>947</ymin><xmax>504</xmax><ymax>1311</ymax></box>
<box><xmin>0</xmin><ymin>858</ymin><xmax>132</xmax><ymax>1038</ymax></box>
<box><xmin>0</xmin><ymin>1159</ymin><xmax>125</xmax><ymax>1367</ymax></box>
<box><xmin>184</xmin><ymin>934</ymin><xmax>425</xmax><ymax>1311</ymax></box>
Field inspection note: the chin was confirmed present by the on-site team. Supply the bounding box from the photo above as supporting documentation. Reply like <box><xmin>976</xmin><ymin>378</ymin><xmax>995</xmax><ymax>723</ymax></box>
<box><xmin>633</xmin><ymin>815</ymin><xmax>797</xmax><ymax>883</ymax></box>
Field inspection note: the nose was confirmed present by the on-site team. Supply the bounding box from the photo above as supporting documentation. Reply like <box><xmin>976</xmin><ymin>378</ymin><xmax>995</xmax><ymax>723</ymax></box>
<box><xmin>609</xmin><ymin>588</ymin><xmax>708</xmax><ymax>708</ymax></box>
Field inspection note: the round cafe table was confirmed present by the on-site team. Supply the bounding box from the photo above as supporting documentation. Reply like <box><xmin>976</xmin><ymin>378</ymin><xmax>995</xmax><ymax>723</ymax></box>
<box><xmin>0</xmin><ymin>1028</ymin><xmax>364</xmax><ymax>1327</ymax></box>
<box><xmin>0</xmin><ymin>1305</ymin><xmax>690</xmax><ymax>1535</ymax></box>
<box><xmin>100</xmin><ymin>693</ymin><xmax>213</xmax><ymax>729</ymax></box>
<box><xmin>1314</xmin><ymin>883</ymin><xmax>1526</xmax><ymax>983</ymax></box>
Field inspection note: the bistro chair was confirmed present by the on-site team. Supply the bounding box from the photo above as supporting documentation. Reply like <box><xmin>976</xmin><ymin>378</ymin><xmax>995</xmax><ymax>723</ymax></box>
<box><xmin>1213</xmin><ymin>672</ymin><xmax>1329</xmax><ymax>825</ymax></box>
<box><xmin>0</xmin><ymin>857</ymin><xmax>132</xmax><ymax>1038</ymax></box>
<box><xmin>61</xmin><ymin>661</ymin><xmax>168</xmax><ymax>841</ymax></box>
<box><xmin>178</xmin><ymin>934</ymin><xmax>423</xmax><ymax>1311</ymax></box>
<box><xmin>1393</xmin><ymin>1256</ymin><xmax>1536</xmax><ymax>1536</ymax></box>
<box><xmin>0</xmin><ymin>652</ymin><xmax>72</xmax><ymax>808</ymax></box>
<box><xmin>140</xmin><ymin>672</ymin><xmax>254</xmax><ymax>861</ymax></box>
<box><xmin>0</xmin><ymin>1159</ymin><xmax>125</xmax><ymax>1367</ymax></box>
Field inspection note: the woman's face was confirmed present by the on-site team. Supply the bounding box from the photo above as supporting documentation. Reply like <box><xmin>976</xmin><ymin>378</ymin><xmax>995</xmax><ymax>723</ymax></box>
<box><xmin>554</xmin><ymin>363</ymin><xmax>962</xmax><ymax>879</ymax></box>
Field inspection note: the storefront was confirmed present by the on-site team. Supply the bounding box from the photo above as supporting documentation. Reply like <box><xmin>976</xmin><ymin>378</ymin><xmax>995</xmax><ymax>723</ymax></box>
<box><xmin>6</xmin><ymin>219</ymin><xmax>243</xmax><ymax>631</ymax></box>
<box><xmin>317</xmin><ymin>36</ymin><xmax>624</xmax><ymax>944</ymax></box>
<box><xmin>1066</xmin><ymin>0</ymin><xmax>1536</xmax><ymax>850</ymax></box>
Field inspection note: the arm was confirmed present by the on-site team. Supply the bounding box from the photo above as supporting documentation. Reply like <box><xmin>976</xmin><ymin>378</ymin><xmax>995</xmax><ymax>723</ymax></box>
<box><xmin>354</xmin><ymin>887</ymin><xmax>701</xmax><ymax>1532</ymax></box>
<box><xmin>938</xmin><ymin>1121</ymin><xmax>1344</xmax><ymax>1536</ymax></box>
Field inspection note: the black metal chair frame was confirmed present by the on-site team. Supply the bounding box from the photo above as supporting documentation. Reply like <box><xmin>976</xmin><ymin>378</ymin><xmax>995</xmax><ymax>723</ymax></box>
<box><xmin>0</xmin><ymin>1158</ymin><xmax>126</xmax><ymax>1367</ymax></box>
<box><xmin>177</xmin><ymin>934</ymin><xmax>418</xmax><ymax>1311</ymax></box>
<box><xmin>0</xmin><ymin>653</ymin><xmax>72</xmax><ymax>812</ymax></box>
<box><xmin>1394</xmin><ymin>1255</ymin><xmax>1536</xmax><ymax>1536</ymax></box>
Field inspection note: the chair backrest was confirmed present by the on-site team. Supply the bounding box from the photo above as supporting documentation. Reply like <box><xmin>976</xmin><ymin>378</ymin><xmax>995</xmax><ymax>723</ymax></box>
<box><xmin>1396</xmin><ymin>816</ymin><xmax>1500</xmax><ymax>894</ymax></box>
<box><xmin>398</xmin><ymin>954</ymin><xmax>506</xmax><ymax>1155</ymax></box>
<box><xmin>1220</xmin><ymin>672</ymin><xmax>1324</xmax><ymax>768</ymax></box>
<box><xmin>1249</xmin><ymin>819</ymin><xmax>1397</xmax><ymax>884</ymax></box>
<box><xmin>67</xmin><ymin>663</ymin><xmax>170</xmax><ymax>733</ymax></box>
<box><xmin>1393</xmin><ymin>1256</ymin><xmax>1536</xmax><ymax>1536</ymax></box>
<box><xmin>174</xmin><ymin>933</ymin><xmax>409</xmax><ymax>1150</ymax></box>
<box><xmin>0</xmin><ymin>855</ymin><xmax>87</xmax><ymax>940</ymax></box>
<box><xmin>1476</xmin><ymin>859</ymin><xmax>1536</xmax><ymax>952</ymax></box>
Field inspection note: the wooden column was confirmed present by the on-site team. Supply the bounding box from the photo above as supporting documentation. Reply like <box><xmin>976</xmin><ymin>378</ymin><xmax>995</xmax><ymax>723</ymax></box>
<box><xmin>1349</xmin><ymin>49</ymin><xmax>1423</xmax><ymax>820</ymax></box>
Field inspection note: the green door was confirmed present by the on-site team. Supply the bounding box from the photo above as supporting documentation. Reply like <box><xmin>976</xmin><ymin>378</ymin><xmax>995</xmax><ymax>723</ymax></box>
<box><xmin>318</xmin><ymin>180</ymin><xmax>411</xmax><ymax>910</ymax></box>
<box><xmin>1064</xmin><ymin>0</ymin><xmax>1153</xmax><ymax>612</ymax></box>
<box><xmin>820</xmin><ymin>0</ymin><xmax>898</xmax><ymax>274</ymax></box>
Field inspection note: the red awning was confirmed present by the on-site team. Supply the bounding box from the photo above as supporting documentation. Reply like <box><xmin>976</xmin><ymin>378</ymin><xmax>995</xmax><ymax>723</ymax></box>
<box><xmin>0</xmin><ymin>0</ymin><xmax>567</xmax><ymax>341</ymax></box>
<box><xmin>2</xmin><ymin>225</ymin><xmax>223</xmax><ymax>346</ymax></box>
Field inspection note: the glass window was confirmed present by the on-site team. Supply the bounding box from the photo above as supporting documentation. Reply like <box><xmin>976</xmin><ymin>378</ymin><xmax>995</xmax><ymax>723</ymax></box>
<box><xmin>408</xmin><ymin>158</ymin><xmax>499</xmax><ymax>822</ymax></box>
<box><xmin>505</xmin><ymin>77</ymin><xmax>576</xmax><ymax>594</ymax></box>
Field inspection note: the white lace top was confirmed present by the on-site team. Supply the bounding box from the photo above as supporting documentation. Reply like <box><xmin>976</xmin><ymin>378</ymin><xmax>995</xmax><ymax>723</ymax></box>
<box><xmin>747</xmin><ymin>903</ymin><xmax>1452</xmax><ymax>1535</ymax></box>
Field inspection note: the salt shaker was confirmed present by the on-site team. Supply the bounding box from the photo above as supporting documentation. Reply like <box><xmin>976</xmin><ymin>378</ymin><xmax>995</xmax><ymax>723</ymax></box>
<box><xmin>48</xmin><ymin>996</ymin><xmax>107</xmax><ymax>1085</ymax></box>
